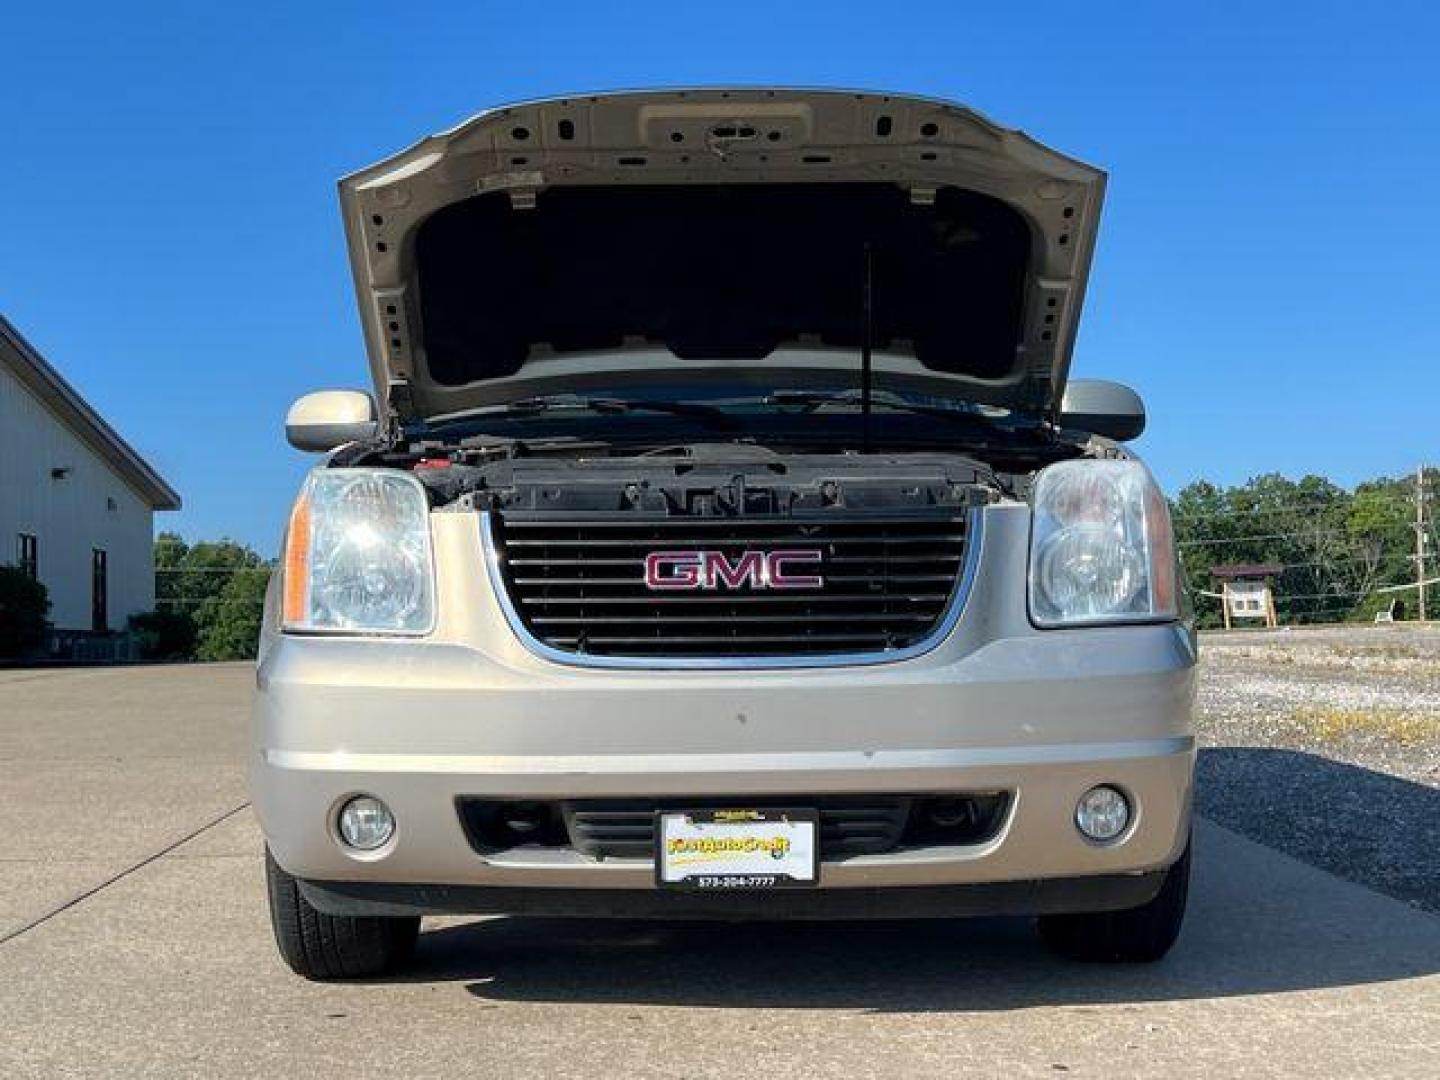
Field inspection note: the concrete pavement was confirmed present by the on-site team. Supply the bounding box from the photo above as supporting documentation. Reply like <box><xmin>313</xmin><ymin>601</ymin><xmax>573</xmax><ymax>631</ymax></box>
<box><xmin>1</xmin><ymin>665</ymin><xmax>1437</xmax><ymax>1078</ymax></box>
<box><xmin>0</xmin><ymin>664</ymin><xmax>252</xmax><ymax>941</ymax></box>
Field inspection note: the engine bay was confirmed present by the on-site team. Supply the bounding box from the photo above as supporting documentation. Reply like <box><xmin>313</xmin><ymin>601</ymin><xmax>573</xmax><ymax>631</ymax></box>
<box><xmin>326</xmin><ymin>413</ymin><xmax>1115</xmax><ymax>515</ymax></box>
<box><xmin>329</xmin><ymin>440</ymin><xmax>1055</xmax><ymax>515</ymax></box>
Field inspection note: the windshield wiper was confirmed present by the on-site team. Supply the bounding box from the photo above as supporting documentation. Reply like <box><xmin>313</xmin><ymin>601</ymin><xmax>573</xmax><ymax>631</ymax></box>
<box><xmin>429</xmin><ymin>395</ymin><xmax>741</xmax><ymax>431</ymax></box>
<box><xmin>763</xmin><ymin>390</ymin><xmax>1044</xmax><ymax>435</ymax></box>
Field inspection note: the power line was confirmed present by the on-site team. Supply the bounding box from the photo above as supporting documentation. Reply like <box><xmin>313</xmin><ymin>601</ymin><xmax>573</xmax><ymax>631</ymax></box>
<box><xmin>154</xmin><ymin>598</ymin><xmax>266</xmax><ymax>606</ymax></box>
<box><xmin>1268</xmin><ymin>589</ymin><xmax>1372</xmax><ymax>601</ymax></box>
<box><xmin>155</xmin><ymin>567</ymin><xmax>273</xmax><ymax>574</ymax></box>
<box><xmin>1171</xmin><ymin>501</ymin><xmax>1350</xmax><ymax>522</ymax></box>
<box><xmin>1212</xmin><ymin>554</ymin><xmax>1415</xmax><ymax>571</ymax></box>
<box><xmin>1177</xmin><ymin>528</ymin><xmax>1349</xmax><ymax>548</ymax></box>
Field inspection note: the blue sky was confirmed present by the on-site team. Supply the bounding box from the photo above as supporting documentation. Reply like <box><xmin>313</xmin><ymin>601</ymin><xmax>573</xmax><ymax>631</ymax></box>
<box><xmin>3</xmin><ymin>1</ymin><xmax>1436</xmax><ymax>554</ymax></box>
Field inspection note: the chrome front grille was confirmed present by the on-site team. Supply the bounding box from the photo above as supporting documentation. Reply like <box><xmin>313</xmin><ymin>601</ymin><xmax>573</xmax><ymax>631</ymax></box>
<box><xmin>487</xmin><ymin>512</ymin><xmax>973</xmax><ymax>660</ymax></box>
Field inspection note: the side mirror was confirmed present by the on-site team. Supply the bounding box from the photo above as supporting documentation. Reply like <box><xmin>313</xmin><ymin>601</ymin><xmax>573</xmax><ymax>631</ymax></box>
<box><xmin>285</xmin><ymin>390</ymin><xmax>379</xmax><ymax>452</ymax></box>
<box><xmin>1058</xmin><ymin>379</ymin><xmax>1146</xmax><ymax>441</ymax></box>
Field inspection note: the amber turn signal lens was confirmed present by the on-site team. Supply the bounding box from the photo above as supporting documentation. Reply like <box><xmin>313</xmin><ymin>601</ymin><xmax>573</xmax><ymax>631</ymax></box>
<box><xmin>281</xmin><ymin>491</ymin><xmax>312</xmax><ymax>625</ymax></box>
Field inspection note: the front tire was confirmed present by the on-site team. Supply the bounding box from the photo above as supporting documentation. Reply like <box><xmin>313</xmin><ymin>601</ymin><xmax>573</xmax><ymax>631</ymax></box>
<box><xmin>1037</xmin><ymin>836</ymin><xmax>1191</xmax><ymax>963</ymax></box>
<box><xmin>264</xmin><ymin>847</ymin><xmax>420</xmax><ymax>980</ymax></box>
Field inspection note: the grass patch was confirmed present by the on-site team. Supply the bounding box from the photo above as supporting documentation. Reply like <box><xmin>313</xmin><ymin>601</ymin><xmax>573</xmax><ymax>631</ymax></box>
<box><xmin>1290</xmin><ymin>706</ymin><xmax>1439</xmax><ymax>746</ymax></box>
<box><xmin>1326</xmin><ymin>643</ymin><xmax>1429</xmax><ymax>662</ymax></box>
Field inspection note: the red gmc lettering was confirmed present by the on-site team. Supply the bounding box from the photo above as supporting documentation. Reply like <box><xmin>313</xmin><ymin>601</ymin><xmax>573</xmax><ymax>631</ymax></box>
<box><xmin>766</xmin><ymin>549</ymin><xmax>824</xmax><ymax>589</ymax></box>
<box><xmin>644</xmin><ymin>549</ymin><xmax>824</xmax><ymax>591</ymax></box>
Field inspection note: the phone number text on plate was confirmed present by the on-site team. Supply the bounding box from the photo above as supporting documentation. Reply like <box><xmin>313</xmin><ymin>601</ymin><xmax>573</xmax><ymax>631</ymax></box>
<box><xmin>691</xmin><ymin>875</ymin><xmax>781</xmax><ymax>889</ymax></box>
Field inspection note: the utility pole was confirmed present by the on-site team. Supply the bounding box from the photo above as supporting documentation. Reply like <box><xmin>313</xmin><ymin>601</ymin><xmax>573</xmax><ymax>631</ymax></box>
<box><xmin>1417</xmin><ymin>465</ymin><xmax>1430</xmax><ymax>622</ymax></box>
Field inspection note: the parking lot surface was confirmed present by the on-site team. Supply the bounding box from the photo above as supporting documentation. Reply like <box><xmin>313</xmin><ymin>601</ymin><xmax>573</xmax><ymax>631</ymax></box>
<box><xmin>2</xmin><ymin>659</ymin><xmax>1438</xmax><ymax>1078</ymax></box>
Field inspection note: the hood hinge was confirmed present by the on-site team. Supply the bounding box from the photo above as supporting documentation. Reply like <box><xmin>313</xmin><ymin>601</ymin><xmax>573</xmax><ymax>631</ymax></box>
<box><xmin>385</xmin><ymin>376</ymin><xmax>415</xmax><ymax>425</ymax></box>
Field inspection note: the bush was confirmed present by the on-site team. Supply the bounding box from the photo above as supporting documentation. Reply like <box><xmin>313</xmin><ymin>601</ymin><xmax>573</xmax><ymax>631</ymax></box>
<box><xmin>0</xmin><ymin>567</ymin><xmax>51</xmax><ymax>659</ymax></box>
<box><xmin>128</xmin><ymin>609</ymin><xmax>199</xmax><ymax>660</ymax></box>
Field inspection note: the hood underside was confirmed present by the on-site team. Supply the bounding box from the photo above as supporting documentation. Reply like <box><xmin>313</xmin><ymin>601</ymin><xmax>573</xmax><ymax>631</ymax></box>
<box><xmin>339</xmin><ymin>89</ymin><xmax>1106</xmax><ymax>425</ymax></box>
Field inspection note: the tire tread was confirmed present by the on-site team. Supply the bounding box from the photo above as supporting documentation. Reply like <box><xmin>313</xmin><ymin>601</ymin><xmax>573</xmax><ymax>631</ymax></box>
<box><xmin>1037</xmin><ymin>835</ymin><xmax>1191</xmax><ymax>963</ymax></box>
<box><xmin>264</xmin><ymin>847</ymin><xmax>419</xmax><ymax>980</ymax></box>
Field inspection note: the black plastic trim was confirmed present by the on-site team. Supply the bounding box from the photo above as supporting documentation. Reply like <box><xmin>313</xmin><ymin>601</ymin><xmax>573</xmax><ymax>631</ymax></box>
<box><xmin>298</xmin><ymin>871</ymin><xmax>1167</xmax><ymax>921</ymax></box>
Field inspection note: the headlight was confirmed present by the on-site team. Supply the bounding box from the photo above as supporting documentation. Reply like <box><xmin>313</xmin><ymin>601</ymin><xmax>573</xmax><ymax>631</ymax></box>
<box><xmin>281</xmin><ymin>468</ymin><xmax>434</xmax><ymax>635</ymax></box>
<box><xmin>1028</xmin><ymin>459</ymin><xmax>1177</xmax><ymax>627</ymax></box>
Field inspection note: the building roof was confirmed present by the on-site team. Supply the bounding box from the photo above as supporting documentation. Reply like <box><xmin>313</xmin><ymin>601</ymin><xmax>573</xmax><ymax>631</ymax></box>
<box><xmin>1209</xmin><ymin>563</ymin><xmax>1284</xmax><ymax>580</ymax></box>
<box><xmin>0</xmin><ymin>314</ymin><xmax>181</xmax><ymax>510</ymax></box>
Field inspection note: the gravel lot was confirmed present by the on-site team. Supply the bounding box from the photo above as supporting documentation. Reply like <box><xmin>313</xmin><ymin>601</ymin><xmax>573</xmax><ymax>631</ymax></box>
<box><xmin>1195</xmin><ymin>624</ymin><xmax>1440</xmax><ymax>913</ymax></box>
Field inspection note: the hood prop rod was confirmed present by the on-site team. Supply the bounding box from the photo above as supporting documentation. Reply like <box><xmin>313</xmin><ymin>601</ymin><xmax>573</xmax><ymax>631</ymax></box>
<box><xmin>861</xmin><ymin>242</ymin><xmax>875</xmax><ymax>453</ymax></box>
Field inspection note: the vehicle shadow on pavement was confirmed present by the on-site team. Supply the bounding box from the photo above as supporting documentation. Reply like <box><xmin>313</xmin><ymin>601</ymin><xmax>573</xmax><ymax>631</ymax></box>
<box><xmin>371</xmin><ymin>750</ymin><xmax>1440</xmax><ymax>1011</ymax></box>
<box><xmin>1195</xmin><ymin>746</ymin><xmax>1439</xmax><ymax>914</ymax></box>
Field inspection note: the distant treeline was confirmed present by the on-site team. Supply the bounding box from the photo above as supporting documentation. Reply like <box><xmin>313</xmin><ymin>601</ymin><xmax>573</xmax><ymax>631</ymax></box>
<box><xmin>1172</xmin><ymin>471</ymin><xmax>1434</xmax><ymax>627</ymax></box>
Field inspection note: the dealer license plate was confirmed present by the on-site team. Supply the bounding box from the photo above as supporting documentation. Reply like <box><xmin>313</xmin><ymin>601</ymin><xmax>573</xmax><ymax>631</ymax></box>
<box><xmin>656</xmin><ymin>808</ymin><xmax>819</xmax><ymax>889</ymax></box>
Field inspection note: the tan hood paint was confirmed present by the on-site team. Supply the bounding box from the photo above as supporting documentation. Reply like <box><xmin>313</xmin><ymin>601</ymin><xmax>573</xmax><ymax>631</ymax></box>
<box><xmin>339</xmin><ymin>88</ymin><xmax>1106</xmax><ymax>424</ymax></box>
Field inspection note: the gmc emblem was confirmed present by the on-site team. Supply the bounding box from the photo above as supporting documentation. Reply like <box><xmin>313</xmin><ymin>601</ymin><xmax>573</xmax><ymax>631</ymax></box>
<box><xmin>644</xmin><ymin>549</ymin><xmax>824</xmax><ymax>591</ymax></box>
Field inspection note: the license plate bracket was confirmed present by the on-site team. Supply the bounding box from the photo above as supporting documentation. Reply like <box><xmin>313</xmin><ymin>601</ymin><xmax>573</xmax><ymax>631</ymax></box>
<box><xmin>656</xmin><ymin>808</ymin><xmax>819</xmax><ymax>890</ymax></box>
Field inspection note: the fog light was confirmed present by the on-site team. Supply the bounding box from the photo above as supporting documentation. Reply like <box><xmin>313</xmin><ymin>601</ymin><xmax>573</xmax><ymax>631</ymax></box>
<box><xmin>1075</xmin><ymin>785</ymin><xmax>1130</xmax><ymax>842</ymax></box>
<box><xmin>337</xmin><ymin>795</ymin><xmax>395</xmax><ymax>851</ymax></box>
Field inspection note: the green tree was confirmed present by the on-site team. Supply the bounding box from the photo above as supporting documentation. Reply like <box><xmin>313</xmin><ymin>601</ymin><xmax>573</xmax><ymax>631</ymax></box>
<box><xmin>1344</xmin><ymin>480</ymin><xmax>1414</xmax><ymax>618</ymax></box>
<box><xmin>153</xmin><ymin>532</ymin><xmax>272</xmax><ymax>660</ymax></box>
<box><xmin>195</xmin><ymin>565</ymin><xmax>271</xmax><ymax>661</ymax></box>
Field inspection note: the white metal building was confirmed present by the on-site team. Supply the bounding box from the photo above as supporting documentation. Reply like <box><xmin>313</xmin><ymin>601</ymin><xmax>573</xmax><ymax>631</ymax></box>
<box><xmin>0</xmin><ymin>315</ymin><xmax>180</xmax><ymax>645</ymax></box>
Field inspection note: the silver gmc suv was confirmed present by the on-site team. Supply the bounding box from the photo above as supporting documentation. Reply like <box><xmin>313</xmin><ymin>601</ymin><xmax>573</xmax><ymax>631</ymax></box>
<box><xmin>253</xmin><ymin>88</ymin><xmax>1196</xmax><ymax>980</ymax></box>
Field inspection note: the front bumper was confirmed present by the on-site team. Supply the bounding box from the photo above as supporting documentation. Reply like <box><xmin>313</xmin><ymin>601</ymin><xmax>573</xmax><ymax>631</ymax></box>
<box><xmin>252</xmin><ymin>629</ymin><xmax>1195</xmax><ymax>908</ymax></box>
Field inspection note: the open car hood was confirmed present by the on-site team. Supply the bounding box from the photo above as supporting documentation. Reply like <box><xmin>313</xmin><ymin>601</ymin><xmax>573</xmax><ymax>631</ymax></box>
<box><xmin>339</xmin><ymin>88</ymin><xmax>1106</xmax><ymax>426</ymax></box>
